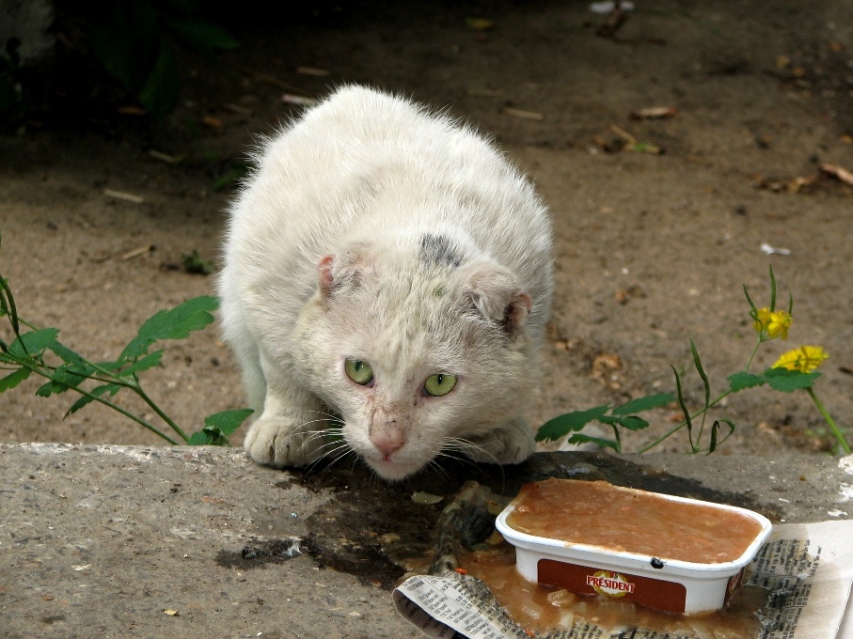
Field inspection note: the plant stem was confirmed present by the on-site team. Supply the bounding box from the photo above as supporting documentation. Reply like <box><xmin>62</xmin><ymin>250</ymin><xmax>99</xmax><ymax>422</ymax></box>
<box><xmin>636</xmin><ymin>389</ymin><xmax>734</xmax><ymax>454</ymax></box>
<box><xmin>84</xmin><ymin>392</ymin><xmax>181</xmax><ymax>445</ymax></box>
<box><xmin>11</xmin><ymin>355</ymin><xmax>181</xmax><ymax>445</ymax></box>
<box><xmin>743</xmin><ymin>338</ymin><xmax>763</xmax><ymax>373</ymax></box>
<box><xmin>807</xmin><ymin>387</ymin><xmax>851</xmax><ymax>455</ymax></box>
<box><xmin>134</xmin><ymin>384</ymin><xmax>189</xmax><ymax>443</ymax></box>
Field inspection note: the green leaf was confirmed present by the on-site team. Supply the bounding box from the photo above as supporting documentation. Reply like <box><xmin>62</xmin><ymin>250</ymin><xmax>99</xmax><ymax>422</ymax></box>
<box><xmin>612</xmin><ymin>393</ymin><xmax>675</xmax><ymax>415</ymax></box>
<box><xmin>187</xmin><ymin>431</ymin><xmax>212</xmax><ymax>445</ymax></box>
<box><xmin>66</xmin><ymin>383</ymin><xmax>121</xmax><ymax>416</ymax></box>
<box><xmin>88</xmin><ymin>2</ymin><xmax>160</xmax><ymax>93</ymax></box>
<box><xmin>709</xmin><ymin>419</ymin><xmax>736</xmax><ymax>453</ymax></box>
<box><xmin>48</xmin><ymin>341</ymin><xmax>91</xmax><ymax>368</ymax></box>
<box><xmin>120</xmin><ymin>296</ymin><xmax>218</xmax><ymax>362</ymax></box>
<box><xmin>36</xmin><ymin>380</ymin><xmax>63</xmax><ymax>397</ymax></box>
<box><xmin>535</xmin><ymin>404</ymin><xmax>610</xmax><ymax>441</ymax></box>
<box><xmin>181</xmin><ymin>249</ymin><xmax>212</xmax><ymax>275</ymax></box>
<box><xmin>763</xmin><ymin>368</ymin><xmax>821</xmax><ymax>393</ymax></box>
<box><xmin>204</xmin><ymin>408</ymin><xmax>254</xmax><ymax>437</ymax></box>
<box><xmin>138</xmin><ymin>40</ymin><xmax>179</xmax><ymax>120</ymax></box>
<box><xmin>690</xmin><ymin>340</ymin><xmax>711</xmax><ymax>409</ymax></box>
<box><xmin>672</xmin><ymin>365</ymin><xmax>694</xmax><ymax>447</ymax></box>
<box><xmin>0</xmin><ymin>276</ymin><xmax>17</xmax><ymax>331</ymax></box>
<box><xmin>9</xmin><ymin>328</ymin><xmax>60</xmax><ymax>357</ymax></box>
<box><xmin>187</xmin><ymin>407</ymin><xmax>255</xmax><ymax>448</ymax></box>
<box><xmin>168</xmin><ymin>19</ymin><xmax>239</xmax><ymax>55</ymax></box>
<box><xmin>116</xmin><ymin>350</ymin><xmax>164</xmax><ymax>377</ymax></box>
<box><xmin>41</xmin><ymin>343</ymin><xmax>89</xmax><ymax>396</ymax></box>
<box><xmin>769</xmin><ymin>265</ymin><xmax>777</xmax><ymax>312</ymax></box>
<box><xmin>567</xmin><ymin>433</ymin><xmax>619</xmax><ymax>451</ymax></box>
<box><xmin>37</xmin><ymin>362</ymin><xmax>93</xmax><ymax>396</ymax></box>
<box><xmin>188</xmin><ymin>425</ymin><xmax>227</xmax><ymax>447</ymax></box>
<box><xmin>600</xmin><ymin>415</ymin><xmax>650</xmax><ymax>431</ymax></box>
<box><xmin>728</xmin><ymin>372</ymin><xmax>766</xmax><ymax>392</ymax></box>
<box><xmin>743</xmin><ymin>284</ymin><xmax>758</xmax><ymax>316</ymax></box>
<box><xmin>0</xmin><ymin>367</ymin><xmax>30</xmax><ymax>392</ymax></box>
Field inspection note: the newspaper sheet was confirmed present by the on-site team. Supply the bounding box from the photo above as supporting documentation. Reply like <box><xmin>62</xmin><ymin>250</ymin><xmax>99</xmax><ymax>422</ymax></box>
<box><xmin>393</xmin><ymin>520</ymin><xmax>853</xmax><ymax>639</ymax></box>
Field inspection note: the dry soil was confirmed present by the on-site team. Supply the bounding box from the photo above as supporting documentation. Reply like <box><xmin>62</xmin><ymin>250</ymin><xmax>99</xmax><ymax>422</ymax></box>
<box><xmin>1</xmin><ymin>0</ymin><xmax>851</xmax><ymax>459</ymax></box>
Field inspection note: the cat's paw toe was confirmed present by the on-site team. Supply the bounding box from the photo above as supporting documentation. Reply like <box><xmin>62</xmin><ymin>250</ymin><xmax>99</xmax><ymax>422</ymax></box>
<box><xmin>243</xmin><ymin>419</ymin><xmax>324</xmax><ymax>468</ymax></box>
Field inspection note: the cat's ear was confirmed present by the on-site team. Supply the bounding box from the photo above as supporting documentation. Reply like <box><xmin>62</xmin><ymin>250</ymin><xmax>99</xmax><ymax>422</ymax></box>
<box><xmin>317</xmin><ymin>247</ymin><xmax>370</xmax><ymax>297</ymax></box>
<box><xmin>318</xmin><ymin>255</ymin><xmax>339</xmax><ymax>296</ymax></box>
<box><xmin>460</xmin><ymin>262</ymin><xmax>532</xmax><ymax>334</ymax></box>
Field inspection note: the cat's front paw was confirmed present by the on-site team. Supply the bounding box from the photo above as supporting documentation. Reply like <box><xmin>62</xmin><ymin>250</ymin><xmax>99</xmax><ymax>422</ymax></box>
<box><xmin>243</xmin><ymin>417</ymin><xmax>328</xmax><ymax>469</ymax></box>
<box><xmin>464</xmin><ymin>418</ymin><xmax>536</xmax><ymax>465</ymax></box>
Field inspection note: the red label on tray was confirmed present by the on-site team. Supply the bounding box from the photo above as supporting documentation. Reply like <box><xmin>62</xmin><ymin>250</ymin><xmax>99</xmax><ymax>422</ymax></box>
<box><xmin>538</xmin><ymin>559</ymin><xmax>687</xmax><ymax>613</ymax></box>
<box><xmin>587</xmin><ymin>571</ymin><xmax>636</xmax><ymax>596</ymax></box>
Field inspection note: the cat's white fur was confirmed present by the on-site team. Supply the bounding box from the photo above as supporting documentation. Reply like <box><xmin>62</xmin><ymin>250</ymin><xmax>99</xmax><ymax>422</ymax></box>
<box><xmin>219</xmin><ymin>85</ymin><xmax>553</xmax><ymax>480</ymax></box>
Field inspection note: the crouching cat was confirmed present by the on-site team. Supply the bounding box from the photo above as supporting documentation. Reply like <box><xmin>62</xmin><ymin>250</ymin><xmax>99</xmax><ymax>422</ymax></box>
<box><xmin>219</xmin><ymin>85</ymin><xmax>553</xmax><ymax>481</ymax></box>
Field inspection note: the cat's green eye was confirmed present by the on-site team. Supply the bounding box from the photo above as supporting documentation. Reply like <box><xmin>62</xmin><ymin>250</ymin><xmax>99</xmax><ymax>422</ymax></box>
<box><xmin>424</xmin><ymin>373</ymin><xmax>457</xmax><ymax>397</ymax></box>
<box><xmin>345</xmin><ymin>359</ymin><xmax>374</xmax><ymax>385</ymax></box>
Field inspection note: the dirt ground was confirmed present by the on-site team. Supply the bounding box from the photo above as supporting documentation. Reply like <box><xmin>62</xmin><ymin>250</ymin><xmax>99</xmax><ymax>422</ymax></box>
<box><xmin>1</xmin><ymin>0</ymin><xmax>851</xmax><ymax>459</ymax></box>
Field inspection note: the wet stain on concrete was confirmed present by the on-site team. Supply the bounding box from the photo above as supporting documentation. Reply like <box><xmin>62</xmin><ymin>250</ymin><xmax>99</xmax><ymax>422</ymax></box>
<box><xmin>216</xmin><ymin>537</ymin><xmax>303</xmax><ymax>570</ymax></box>
<box><xmin>227</xmin><ymin>452</ymin><xmax>782</xmax><ymax>589</ymax></box>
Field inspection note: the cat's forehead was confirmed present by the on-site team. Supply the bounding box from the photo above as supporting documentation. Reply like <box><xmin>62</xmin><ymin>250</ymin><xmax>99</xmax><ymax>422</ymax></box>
<box><xmin>338</xmin><ymin>281</ymin><xmax>471</xmax><ymax>364</ymax></box>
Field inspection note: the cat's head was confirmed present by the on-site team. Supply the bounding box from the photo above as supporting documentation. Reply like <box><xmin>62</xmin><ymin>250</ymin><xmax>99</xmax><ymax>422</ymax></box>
<box><xmin>292</xmin><ymin>237</ymin><xmax>538</xmax><ymax>480</ymax></box>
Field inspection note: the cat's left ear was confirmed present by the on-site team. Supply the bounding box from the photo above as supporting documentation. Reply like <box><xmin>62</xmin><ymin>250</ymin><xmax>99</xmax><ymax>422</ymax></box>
<box><xmin>459</xmin><ymin>262</ymin><xmax>532</xmax><ymax>334</ymax></box>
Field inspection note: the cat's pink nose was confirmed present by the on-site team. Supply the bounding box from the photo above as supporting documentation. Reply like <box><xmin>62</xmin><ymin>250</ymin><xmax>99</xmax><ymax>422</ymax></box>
<box><xmin>371</xmin><ymin>422</ymin><xmax>405</xmax><ymax>458</ymax></box>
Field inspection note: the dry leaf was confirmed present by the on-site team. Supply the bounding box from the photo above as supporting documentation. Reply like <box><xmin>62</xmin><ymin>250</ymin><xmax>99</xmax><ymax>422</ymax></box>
<box><xmin>754</xmin><ymin>175</ymin><xmax>818</xmax><ymax>194</ymax></box>
<box><xmin>466</xmin><ymin>18</ymin><xmax>495</xmax><ymax>31</ymax></box>
<box><xmin>122</xmin><ymin>245</ymin><xmax>155</xmax><ymax>260</ymax></box>
<box><xmin>296</xmin><ymin>66</ymin><xmax>330</xmax><ymax>77</ymax></box>
<box><xmin>224</xmin><ymin>103</ymin><xmax>253</xmax><ymax>116</ymax></box>
<box><xmin>589</xmin><ymin>1</ymin><xmax>635</xmax><ymax>13</ymax></box>
<box><xmin>103</xmin><ymin>189</ymin><xmax>144</xmax><ymax>204</ymax></box>
<box><xmin>148</xmin><ymin>150</ymin><xmax>184</xmax><ymax>164</ymax></box>
<box><xmin>411</xmin><ymin>491</ymin><xmax>444</xmax><ymax>505</ymax></box>
<box><xmin>378</xmin><ymin>533</ymin><xmax>401</xmax><ymax>544</ymax></box>
<box><xmin>282</xmin><ymin>94</ymin><xmax>317</xmax><ymax>106</ymax></box>
<box><xmin>501</xmin><ymin>107</ymin><xmax>544</xmax><ymax>121</ymax></box>
<box><xmin>820</xmin><ymin>163</ymin><xmax>853</xmax><ymax>186</ymax></box>
<box><xmin>117</xmin><ymin>105</ymin><xmax>146</xmax><ymax>116</ymax></box>
<box><xmin>630</xmin><ymin>106</ymin><xmax>678</xmax><ymax>119</ymax></box>
<box><xmin>201</xmin><ymin>115</ymin><xmax>223</xmax><ymax>129</ymax></box>
<box><xmin>164</xmin><ymin>609</ymin><xmax>179</xmax><ymax>616</ymax></box>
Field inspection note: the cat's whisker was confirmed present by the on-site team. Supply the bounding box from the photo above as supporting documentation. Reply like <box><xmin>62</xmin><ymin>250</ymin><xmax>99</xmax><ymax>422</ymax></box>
<box><xmin>307</xmin><ymin>434</ymin><xmax>359</xmax><ymax>471</ymax></box>
<box><xmin>298</xmin><ymin>418</ymin><xmax>343</xmax><ymax>432</ymax></box>
<box><xmin>433</xmin><ymin>448</ymin><xmax>477</xmax><ymax>468</ymax></box>
<box><xmin>423</xmin><ymin>457</ymin><xmax>452</xmax><ymax>482</ymax></box>
<box><xmin>436</xmin><ymin>442</ymin><xmax>508</xmax><ymax>489</ymax></box>
<box><xmin>444</xmin><ymin>436</ymin><xmax>503</xmax><ymax>467</ymax></box>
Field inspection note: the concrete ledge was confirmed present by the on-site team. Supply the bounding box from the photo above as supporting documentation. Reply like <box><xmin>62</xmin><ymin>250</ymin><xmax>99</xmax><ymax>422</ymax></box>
<box><xmin>1</xmin><ymin>444</ymin><xmax>851</xmax><ymax>638</ymax></box>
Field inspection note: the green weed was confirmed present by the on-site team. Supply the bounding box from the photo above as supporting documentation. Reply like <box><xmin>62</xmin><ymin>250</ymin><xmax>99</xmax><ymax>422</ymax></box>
<box><xmin>0</xmin><ymin>227</ymin><xmax>250</xmax><ymax>446</ymax></box>
<box><xmin>537</xmin><ymin>267</ymin><xmax>848</xmax><ymax>455</ymax></box>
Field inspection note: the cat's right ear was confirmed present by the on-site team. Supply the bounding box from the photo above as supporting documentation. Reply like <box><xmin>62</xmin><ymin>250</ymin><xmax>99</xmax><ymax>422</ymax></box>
<box><xmin>318</xmin><ymin>255</ymin><xmax>337</xmax><ymax>297</ymax></box>
<box><xmin>317</xmin><ymin>251</ymin><xmax>365</xmax><ymax>298</ymax></box>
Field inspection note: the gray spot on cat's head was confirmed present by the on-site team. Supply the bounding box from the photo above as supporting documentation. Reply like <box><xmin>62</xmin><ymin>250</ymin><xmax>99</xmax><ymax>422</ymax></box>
<box><xmin>419</xmin><ymin>233</ymin><xmax>463</xmax><ymax>268</ymax></box>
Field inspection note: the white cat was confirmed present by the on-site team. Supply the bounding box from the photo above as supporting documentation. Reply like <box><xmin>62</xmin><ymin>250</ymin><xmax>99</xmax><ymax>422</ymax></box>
<box><xmin>219</xmin><ymin>85</ymin><xmax>553</xmax><ymax>481</ymax></box>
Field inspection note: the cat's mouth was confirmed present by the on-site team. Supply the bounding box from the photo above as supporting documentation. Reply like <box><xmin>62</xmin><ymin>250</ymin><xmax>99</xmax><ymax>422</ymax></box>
<box><xmin>367</xmin><ymin>456</ymin><xmax>426</xmax><ymax>481</ymax></box>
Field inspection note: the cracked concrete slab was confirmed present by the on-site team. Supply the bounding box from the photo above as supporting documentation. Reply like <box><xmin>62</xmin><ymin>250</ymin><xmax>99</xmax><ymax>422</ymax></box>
<box><xmin>1</xmin><ymin>444</ymin><xmax>850</xmax><ymax>638</ymax></box>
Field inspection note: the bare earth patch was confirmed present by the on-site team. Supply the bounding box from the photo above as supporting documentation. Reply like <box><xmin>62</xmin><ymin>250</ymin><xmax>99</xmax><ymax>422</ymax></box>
<box><xmin>1</xmin><ymin>0</ymin><xmax>851</xmax><ymax>458</ymax></box>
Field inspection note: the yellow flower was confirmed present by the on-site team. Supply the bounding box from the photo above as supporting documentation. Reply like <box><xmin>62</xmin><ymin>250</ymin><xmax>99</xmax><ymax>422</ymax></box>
<box><xmin>773</xmin><ymin>346</ymin><xmax>829</xmax><ymax>373</ymax></box>
<box><xmin>753</xmin><ymin>307</ymin><xmax>791</xmax><ymax>340</ymax></box>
